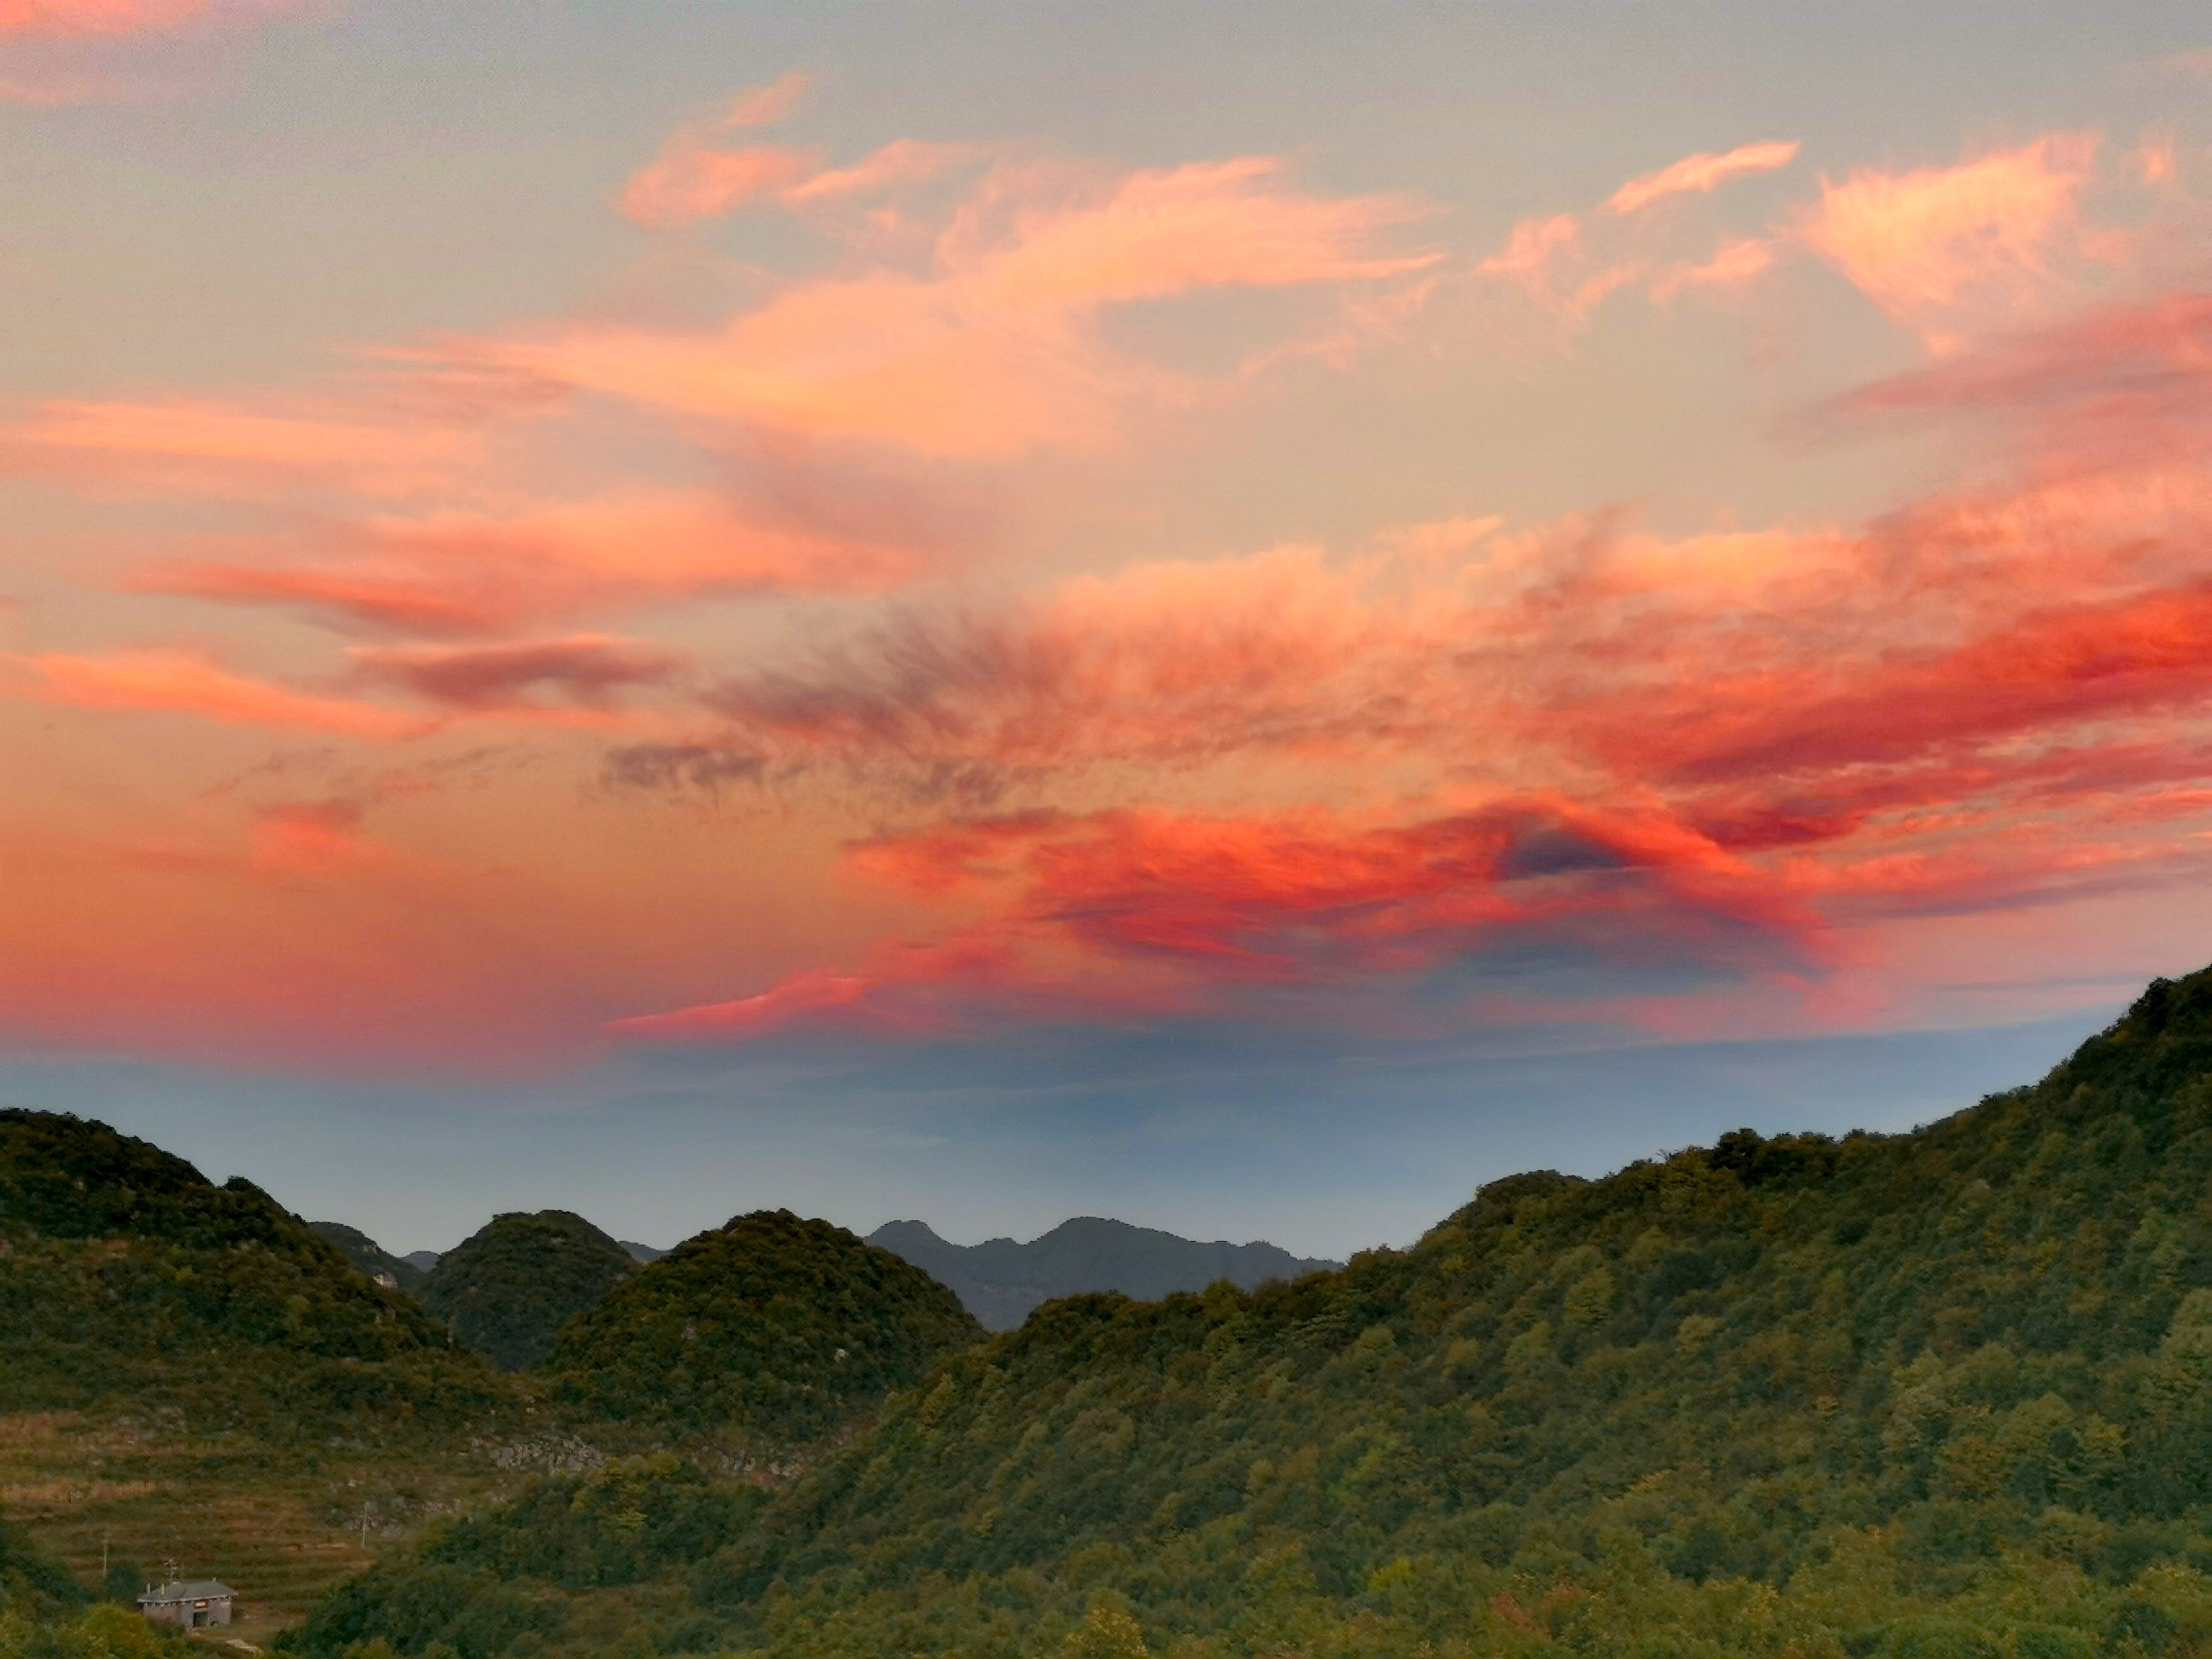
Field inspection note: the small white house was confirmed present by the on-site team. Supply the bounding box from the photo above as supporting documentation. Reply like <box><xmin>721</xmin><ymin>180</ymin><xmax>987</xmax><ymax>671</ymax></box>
<box><xmin>138</xmin><ymin>1580</ymin><xmax>235</xmax><ymax>1629</ymax></box>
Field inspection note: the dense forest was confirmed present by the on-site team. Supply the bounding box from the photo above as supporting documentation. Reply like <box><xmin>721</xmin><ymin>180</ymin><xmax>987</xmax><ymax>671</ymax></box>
<box><xmin>280</xmin><ymin>968</ymin><xmax>2212</xmax><ymax>1659</ymax></box>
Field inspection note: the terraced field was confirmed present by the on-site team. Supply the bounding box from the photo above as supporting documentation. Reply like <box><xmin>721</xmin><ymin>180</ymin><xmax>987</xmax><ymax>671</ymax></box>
<box><xmin>0</xmin><ymin>1412</ymin><xmax>529</xmax><ymax>1640</ymax></box>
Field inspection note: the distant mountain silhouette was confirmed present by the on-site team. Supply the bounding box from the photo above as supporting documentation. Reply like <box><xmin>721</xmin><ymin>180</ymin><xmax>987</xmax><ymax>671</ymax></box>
<box><xmin>401</xmin><ymin>1250</ymin><xmax>441</xmax><ymax>1273</ymax></box>
<box><xmin>308</xmin><ymin>1220</ymin><xmax>427</xmax><ymax>1291</ymax></box>
<box><xmin>866</xmin><ymin>1216</ymin><xmax>1340</xmax><ymax>1330</ymax></box>
<box><xmin>618</xmin><ymin>1240</ymin><xmax>664</xmax><ymax>1263</ymax></box>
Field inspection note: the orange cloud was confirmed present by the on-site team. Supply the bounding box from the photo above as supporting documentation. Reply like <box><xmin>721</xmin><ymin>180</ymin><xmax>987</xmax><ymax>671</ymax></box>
<box><xmin>2</xmin><ymin>0</ymin><xmax>213</xmax><ymax>35</ymax></box>
<box><xmin>621</xmin><ymin>143</ymin><xmax>822</xmax><ymax>229</ymax></box>
<box><xmin>4</xmin><ymin>649</ymin><xmax>429</xmax><ymax>737</ymax></box>
<box><xmin>488</xmin><ymin>156</ymin><xmax>1436</xmax><ymax>459</ymax></box>
<box><xmin>1482</xmin><ymin>140</ymin><xmax>1797</xmax><ymax>330</ymax></box>
<box><xmin>717</xmin><ymin>69</ymin><xmax>807</xmax><ymax>127</ymax></box>
<box><xmin>130</xmin><ymin>489</ymin><xmax>926</xmax><ymax>633</ymax></box>
<box><xmin>1606</xmin><ymin>139</ymin><xmax>1801</xmax><ymax>215</ymax></box>
<box><xmin>1651</xmin><ymin>236</ymin><xmax>1777</xmax><ymax>299</ymax></box>
<box><xmin>0</xmin><ymin>398</ymin><xmax>480</xmax><ymax>498</ymax></box>
<box><xmin>783</xmin><ymin>138</ymin><xmax>984</xmax><ymax>205</ymax></box>
<box><xmin>1794</xmin><ymin>134</ymin><xmax>2100</xmax><ymax>349</ymax></box>
<box><xmin>616</xmin><ymin>72</ymin><xmax>819</xmax><ymax>226</ymax></box>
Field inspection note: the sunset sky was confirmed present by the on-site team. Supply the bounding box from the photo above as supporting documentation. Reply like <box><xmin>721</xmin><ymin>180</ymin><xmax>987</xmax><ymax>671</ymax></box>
<box><xmin>7</xmin><ymin>1</ymin><xmax>2212</xmax><ymax>1257</ymax></box>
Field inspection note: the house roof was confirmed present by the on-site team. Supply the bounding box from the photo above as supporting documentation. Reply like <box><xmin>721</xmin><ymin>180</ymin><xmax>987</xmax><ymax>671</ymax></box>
<box><xmin>139</xmin><ymin>1581</ymin><xmax>233</xmax><ymax>1602</ymax></box>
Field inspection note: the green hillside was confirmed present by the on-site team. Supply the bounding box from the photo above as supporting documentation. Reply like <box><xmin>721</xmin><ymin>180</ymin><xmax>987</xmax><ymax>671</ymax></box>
<box><xmin>287</xmin><ymin>968</ymin><xmax>2212</xmax><ymax>1659</ymax></box>
<box><xmin>0</xmin><ymin>1110</ymin><xmax>506</xmax><ymax>1430</ymax></box>
<box><xmin>543</xmin><ymin>1210</ymin><xmax>985</xmax><ymax>1443</ymax></box>
<box><xmin>420</xmin><ymin>1211</ymin><xmax>637</xmax><ymax>1370</ymax></box>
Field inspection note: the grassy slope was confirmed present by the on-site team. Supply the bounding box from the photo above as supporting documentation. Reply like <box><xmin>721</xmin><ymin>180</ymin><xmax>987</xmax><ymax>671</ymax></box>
<box><xmin>289</xmin><ymin>968</ymin><xmax>2212</xmax><ymax>1659</ymax></box>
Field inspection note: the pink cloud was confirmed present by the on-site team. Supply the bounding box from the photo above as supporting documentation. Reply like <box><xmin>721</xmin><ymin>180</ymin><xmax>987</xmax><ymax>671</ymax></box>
<box><xmin>1793</xmin><ymin>134</ymin><xmax>2100</xmax><ymax>349</ymax></box>
<box><xmin>1605</xmin><ymin>139</ymin><xmax>1801</xmax><ymax>215</ymax></box>
<box><xmin>616</xmin><ymin>72</ymin><xmax>817</xmax><ymax>226</ymax></box>
<box><xmin>1651</xmin><ymin>236</ymin><xmax>1777</xmax><ymax>299</ymax></box>
<box><xmin>783</xmin><ymin>138</ymin><xmax>985</xmax><ymax>205</ymax></box>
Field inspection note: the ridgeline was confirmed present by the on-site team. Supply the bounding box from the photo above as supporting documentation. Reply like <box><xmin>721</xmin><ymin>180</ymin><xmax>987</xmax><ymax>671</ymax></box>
<box><xmin>868</xmin><ymin>1217</ymin><xmax>1340</xmax><ymax>1331</ymax></box>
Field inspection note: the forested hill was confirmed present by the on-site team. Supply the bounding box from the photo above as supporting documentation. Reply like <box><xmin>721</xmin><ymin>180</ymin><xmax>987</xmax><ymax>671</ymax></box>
<box><xmin>544</xmin><ymin>1210</ymin><xmax>984</xmax><ymax>1444</ymax></box>
<box><xmin>292</xmin><ymin>969</ymin><xmax>2212</xmax><ymax>1659</ymax></box>
<box><xmin>419</xmin><ymin>1210</ymin><xmax>638</xmax><ymax>1370</ymax></box>
<box><xmin>0</xmin><ymin>1110</ymin><xmax>508</xmax><ymax>1429</ymax></box>
<box><xmin>868</xmin><ymin>1216</ymin><xmax>1341</xmax><ymax>1330</ymax></box>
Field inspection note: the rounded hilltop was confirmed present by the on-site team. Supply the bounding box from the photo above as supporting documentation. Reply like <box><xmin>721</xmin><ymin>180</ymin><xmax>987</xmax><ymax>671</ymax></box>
<box><xmin>420</xmin><ymin>1209</ymin><xmax>639</xmax><ymax>1370</ymax></box>
<box><xmin>545</xmin><ymin>1208</ymin><xmax>984</xmax><ymax>1443</ymax></box>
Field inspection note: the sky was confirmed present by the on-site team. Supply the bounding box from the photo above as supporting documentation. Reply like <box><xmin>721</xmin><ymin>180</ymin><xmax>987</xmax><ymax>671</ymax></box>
<box><xmin>5</xmin><ymin>1</ymin><xmax>2212</xmax><ymax>1259</ymax></box>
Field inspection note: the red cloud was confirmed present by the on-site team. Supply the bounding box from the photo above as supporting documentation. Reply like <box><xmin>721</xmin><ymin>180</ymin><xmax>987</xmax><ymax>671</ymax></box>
<box><xmin>613</xmin><ymin>796</ymin><xmax>1835</xmax><ymax>1044</ymax></box>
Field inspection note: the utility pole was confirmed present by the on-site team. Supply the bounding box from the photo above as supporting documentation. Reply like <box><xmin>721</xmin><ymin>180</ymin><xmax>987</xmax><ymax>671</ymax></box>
<box><xmin>101</xmin><ymin>1530</ymin><xmax>109</xmax><ymax>1580</ymax></box>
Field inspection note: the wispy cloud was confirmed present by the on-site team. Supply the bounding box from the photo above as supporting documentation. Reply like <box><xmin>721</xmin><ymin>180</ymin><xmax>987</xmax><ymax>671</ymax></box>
<box><xmin>1792</xmin><ymin>134</ymin><xmax>2101</xmax><ymax>350</ymax></box>
<box><xmin>1605</xmin><ymin>139</ymin><xmax>1800</xmax><ymax>215</ymax></box>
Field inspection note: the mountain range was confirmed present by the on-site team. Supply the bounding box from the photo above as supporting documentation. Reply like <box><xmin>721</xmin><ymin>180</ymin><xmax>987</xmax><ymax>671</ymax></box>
<box><xmin>13</xmin><ymin>964</ymin><xmax>2212</xmax><ymax>1659</ymax></box>
<box><xmin>307</xmin><ymin>1213</ymin><xmax>1335</xmax><ymax>1341</ymax></box>
<box><xmin>866</xmin><ymin>1215</ymin><xmax>1342</xmax><ymax>1330</ymax></box>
